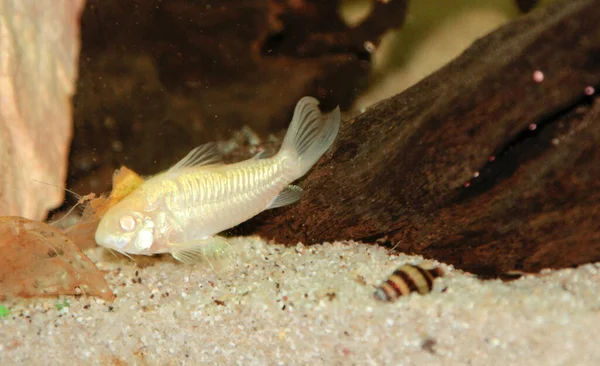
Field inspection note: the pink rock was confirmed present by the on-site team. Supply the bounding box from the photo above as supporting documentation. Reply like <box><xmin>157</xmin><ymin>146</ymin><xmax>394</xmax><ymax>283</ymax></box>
<box><xmin>0</xmin><ymin>0</ymin><xmax>86</xmax><ymax>219</ymax></box>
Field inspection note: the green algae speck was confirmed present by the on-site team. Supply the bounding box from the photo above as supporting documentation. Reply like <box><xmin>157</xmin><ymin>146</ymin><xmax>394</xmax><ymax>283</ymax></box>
<box><xmin>0</xmin><ymin>305</ymin><xmax>10</xmax><ymax>318</ymax></box>
<box><xmin>55</xmin><ymin>300</ymin><xmax>70</xmax><ymax>311</ymax></box>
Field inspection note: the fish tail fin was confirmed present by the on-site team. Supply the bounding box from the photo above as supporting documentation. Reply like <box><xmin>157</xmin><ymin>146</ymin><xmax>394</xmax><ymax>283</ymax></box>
<box><xmin>279</xmin><ymin>96</ymin><xmax>340</xmax><ymax>178</ymax></box>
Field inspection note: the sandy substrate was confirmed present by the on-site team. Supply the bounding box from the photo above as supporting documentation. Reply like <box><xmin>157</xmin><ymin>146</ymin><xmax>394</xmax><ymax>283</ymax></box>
<box><xmin>1</xmin><ymin>238</ymin><xmax>599</xmax><ymax>365</ymax></box>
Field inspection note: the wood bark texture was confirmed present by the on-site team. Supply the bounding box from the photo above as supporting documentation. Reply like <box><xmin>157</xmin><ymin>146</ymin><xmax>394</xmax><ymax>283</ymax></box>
<box><xmin>239</xmin><ymin>0</ymin><xmax>600</xmax><ymax>276</ymax></box>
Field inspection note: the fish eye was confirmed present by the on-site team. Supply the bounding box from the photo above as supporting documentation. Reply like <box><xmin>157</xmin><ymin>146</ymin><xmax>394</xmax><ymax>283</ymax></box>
<box><xmin>119</xmin><ymin>215</ymin><xmax>136</xmax><ymax>232</ymax></box>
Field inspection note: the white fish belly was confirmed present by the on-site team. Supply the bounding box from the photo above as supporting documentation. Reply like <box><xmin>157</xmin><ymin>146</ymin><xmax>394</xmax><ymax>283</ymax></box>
<box><xmin>159</xmin><ymin>156</ymin><xmax>293</xmax><ymax>242</ymax></box>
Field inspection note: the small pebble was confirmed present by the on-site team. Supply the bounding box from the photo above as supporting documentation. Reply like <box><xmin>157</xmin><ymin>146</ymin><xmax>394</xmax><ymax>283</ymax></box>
<box><xmin>533</xmin><ymin>70</ymin><xmax>544</xmax><ymax>83</ymax></box>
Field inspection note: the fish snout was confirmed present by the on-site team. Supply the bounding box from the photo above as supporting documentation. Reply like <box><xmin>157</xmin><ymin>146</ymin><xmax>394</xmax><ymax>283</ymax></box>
<box><xmin>95</xmin><ymin>217</ymin><xmax>130</xmax><ymax>250</ymax></box>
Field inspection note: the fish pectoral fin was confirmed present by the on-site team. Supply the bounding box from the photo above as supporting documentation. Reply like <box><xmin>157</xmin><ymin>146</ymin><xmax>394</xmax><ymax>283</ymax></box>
<box><xmin>265</xmin><ymin>184</ymin><xmax>304</xmax><ymax>209</ymax></box>
<box><xmin>168</xmin><ymin>142</ymin><xmax>224</xmax><ymax>171</ymax></box>
<box><xmin>170</xmin><ymin>236</ymin><xmax>231</xmax><ymax>265</ymax></box>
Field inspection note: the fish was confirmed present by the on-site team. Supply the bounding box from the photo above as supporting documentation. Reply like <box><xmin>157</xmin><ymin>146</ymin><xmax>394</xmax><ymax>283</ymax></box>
<box><xmin>374</xmin><ymin>264</ymin><xmax>444</xmax><ymax>302</ymax></box>
<box><xmin>94</xmin><ymin>96</ymin><xmax>340</xmax><ymax>263</ymax></box>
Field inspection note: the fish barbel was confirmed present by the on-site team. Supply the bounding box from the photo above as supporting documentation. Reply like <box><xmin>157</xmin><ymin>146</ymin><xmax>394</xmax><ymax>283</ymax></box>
<box><xmin>94</xmin><ymin>97</ymin><xmax>340</xmax><ymax>263</ymax></box>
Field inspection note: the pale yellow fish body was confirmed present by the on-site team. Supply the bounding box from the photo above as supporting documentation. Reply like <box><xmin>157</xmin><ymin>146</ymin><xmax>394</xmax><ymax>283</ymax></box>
<box><xmin>94</xmin><ymin>97</ymin><xmax>340</xmax><ymax>263</ymax></box>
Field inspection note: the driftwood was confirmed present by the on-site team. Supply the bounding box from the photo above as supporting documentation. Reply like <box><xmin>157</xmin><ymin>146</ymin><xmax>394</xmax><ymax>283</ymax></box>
<box><xmin>240</xmin><ymin>0</ymin><xmax>600</xmax><ymax>276</ymax></box>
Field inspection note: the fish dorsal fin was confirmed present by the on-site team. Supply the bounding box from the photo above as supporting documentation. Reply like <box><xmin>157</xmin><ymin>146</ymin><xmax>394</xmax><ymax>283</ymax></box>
<box><xmin>265</xmin><ymin>185</ymin><xmax>304</xmax><ymax>210</ymax></box>
<box><xmin>169</xmin><ymin>142</ymin><xmax>223</xmax><ymax>171</ymax></box>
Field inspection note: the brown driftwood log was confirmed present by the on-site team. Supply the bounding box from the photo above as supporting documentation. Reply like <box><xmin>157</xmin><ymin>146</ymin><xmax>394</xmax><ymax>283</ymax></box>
<box><xmin>241</xmin><ymin>0</ymin><xmax>600</xmax><ymax>276</ymax></box>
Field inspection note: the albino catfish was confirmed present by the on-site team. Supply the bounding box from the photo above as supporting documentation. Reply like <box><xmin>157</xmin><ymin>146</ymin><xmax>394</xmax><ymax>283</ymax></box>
<box><xmin>94</xmin><ymin>97</ymin><xmax>340</xmax><ymax>263</ymax></box>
